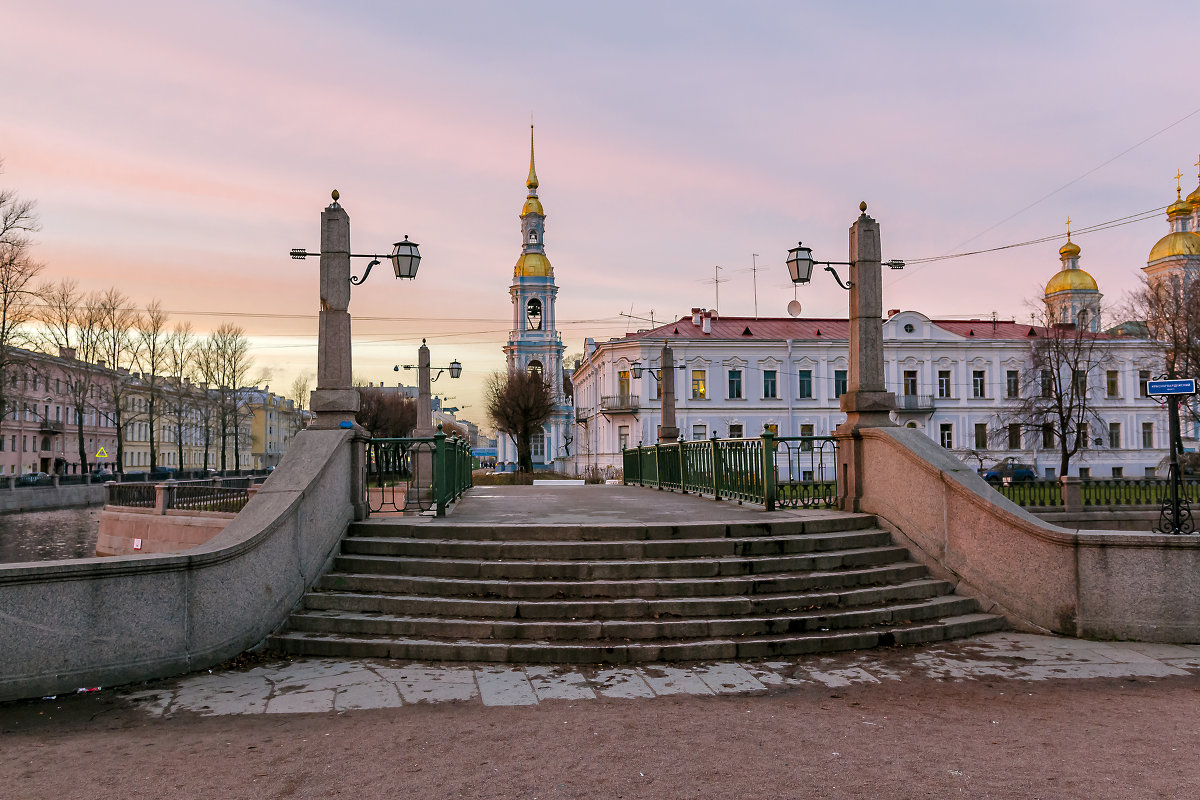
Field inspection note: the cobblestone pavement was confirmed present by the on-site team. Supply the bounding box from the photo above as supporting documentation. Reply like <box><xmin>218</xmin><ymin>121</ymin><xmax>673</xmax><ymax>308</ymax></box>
<box><xmin>120</xmin><ymin>632</ymin><xmax>1200</xmax><ymax>717</ymax></box>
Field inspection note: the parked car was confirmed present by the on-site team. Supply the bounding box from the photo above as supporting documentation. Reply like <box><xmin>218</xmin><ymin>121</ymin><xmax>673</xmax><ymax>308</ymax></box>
<box><xmin>16</xmin><ymin>472</ymin><xmax>49</xmax><ymax>486</ymax></box>
<box><xmin>982</xmin><ymin>460</ymin><xmax>1036</xmax><ymax>484</ymax></box>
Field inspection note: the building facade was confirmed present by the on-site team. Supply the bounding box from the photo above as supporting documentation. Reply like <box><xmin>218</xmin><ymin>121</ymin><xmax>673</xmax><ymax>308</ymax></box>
<box><xmin>496</xmin><ymin>128</ymin><xmax>573</xmax><ymax>471</ymax></box>
<box><xmin>572</xmin><ymin>239</ymin><xmax>1169</xmax><ymax>479</ymax></box>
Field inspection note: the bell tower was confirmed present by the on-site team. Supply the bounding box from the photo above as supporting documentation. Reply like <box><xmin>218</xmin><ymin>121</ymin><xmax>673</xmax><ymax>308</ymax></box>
<box><xmin>498</xmin><ymin>126</ymin><xmax>571</xmax><ymax>471</ymax></box>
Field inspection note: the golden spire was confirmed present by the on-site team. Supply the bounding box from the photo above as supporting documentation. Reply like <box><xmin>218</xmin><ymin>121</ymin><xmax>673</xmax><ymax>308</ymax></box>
<box><xmin>526</xmin><ymin>124</ymin><xmax>539</xmax><ymax>192</ymax></box>
<box><xmin>1065</xmin><ymin>216</ymin><xmax>1071</xmax><ymax>241</ymax></box>
<box><xmin>1059</xmin><ymin>215</ymin><xmax>1080</xmax><ymax>259</ymax></box>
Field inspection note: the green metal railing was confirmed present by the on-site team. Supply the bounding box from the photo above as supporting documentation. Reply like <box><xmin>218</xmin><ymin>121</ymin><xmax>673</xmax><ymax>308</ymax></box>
<box><xmin>365</xmin><ymin>426</ymin><xmax>473</xmax><ymax>517</ymax></box>
<box><xmin>994</xmin><ymin>477</ymin><xmax>1200</xmax><ymax>509</ymax></box>
<box><xmin>622</xmin><ymin>431</ymin><xmax>838</xmax><ymax>510</ymax></box>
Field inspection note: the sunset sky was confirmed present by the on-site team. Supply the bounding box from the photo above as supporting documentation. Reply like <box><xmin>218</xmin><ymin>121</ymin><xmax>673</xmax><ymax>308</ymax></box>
<box><xmin>3</xmin><ymin>1</ymin><xmax>1197</xmax><ymax>423</ymax></box>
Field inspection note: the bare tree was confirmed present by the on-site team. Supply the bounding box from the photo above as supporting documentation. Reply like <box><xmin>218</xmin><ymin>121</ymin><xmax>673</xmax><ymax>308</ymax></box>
<box><xmin>1127</xmin><ymin>271</ymin><xmax>1200</xmax><ymax>434</ymax></box>
<box><xmin>164</xmin><ymin>321</ymin><xmax>198</xmax><ymax>472</ymax></box>
<box><xmin>0</xmin><ymin>161</ymin><xmax>44</xmax><ymax>428</ymax></box>
<box><xmin>485</xmin><ymin>368</ymin><xmax>554</xmax><ymax>473</ymax></box>
<box><xmin>206</xmin><ymin>324</ymin><xmax>257</xmax><ymax>470</ymax></box>
<box><xmin>37</xmin><ymin>279</ymin><xmax>105</xmax><ymax>473</ymax></box>
<box><xmin>288</xmin><ymin>370</ymin><xmax>313</xmax><ymax>413</ymax></box>
<box><xmin>356</xmin><ymin>387</ymin><xmax>417</xmax><ymax>438</ymax></box>
<box><xmin>133</xmin><ymin>300</ymin><xmax>169</xmax><ymax>470</ymax></box>
<box><xmin>1000</xmin><ymin>302</ymin><xmax>1114</xmax><ymax>477</ymax></box>
<box><xmin>93</xmin><ymin>288</ymin><xmax>140</xmax><ymax>472</ymax></box>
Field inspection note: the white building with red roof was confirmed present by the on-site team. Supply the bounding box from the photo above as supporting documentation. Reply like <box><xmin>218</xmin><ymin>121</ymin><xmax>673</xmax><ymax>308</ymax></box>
<box><xmin>571</xmin><ymin>303</ymin><xmax>1167</xmax><ymax>481</ymax></box>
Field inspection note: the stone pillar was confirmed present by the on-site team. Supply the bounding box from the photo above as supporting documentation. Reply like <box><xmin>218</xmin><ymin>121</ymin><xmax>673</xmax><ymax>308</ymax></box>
<box><xmin>1059</xmin><ymin>476</ymin><xmax>1082</xmax><ymax>513</ymax></box>
<box><xmin>309</xmin><ymin>193</ymin><xmax>361</xmax><ymax>429</ymax></box>
<box><xmin>659</xmin><ymin>342</ymin><xmax>680</xmax><ymax>443</ymax></box>
<box><xmin>414</xmin><ymin>340</ymin><xmax>434</xmax><ymax>491</ymax></box>
<box><xmin>836</xmin><ymin>204</ymin><xmax>897</xmax><ymax>512</ymax></box>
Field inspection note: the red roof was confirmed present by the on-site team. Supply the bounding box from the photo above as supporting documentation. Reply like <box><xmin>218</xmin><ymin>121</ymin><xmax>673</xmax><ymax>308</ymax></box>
<box><xmin>620</xmin><ymin>315</ymin><xmax>1123</xmax><ymax>342</ymax></box>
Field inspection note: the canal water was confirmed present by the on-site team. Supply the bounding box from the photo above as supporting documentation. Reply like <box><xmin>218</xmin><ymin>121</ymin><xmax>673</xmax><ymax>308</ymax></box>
<box><xmin>0</xmin><ymin>507</ymin><xmax>100</xmax><ymax>563</ymax></box>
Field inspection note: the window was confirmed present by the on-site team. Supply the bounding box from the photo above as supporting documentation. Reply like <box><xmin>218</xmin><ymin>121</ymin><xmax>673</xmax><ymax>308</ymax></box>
<box><xmin>528</xmin><ymin>359</ymin><xmax>543</xmax><ymax>377</ymax></box>
<box><xmin>1106</xmin><ymin>370</ymin><xmax>1119</xmax><ymax>398</ymax></box>
<box><xmin>1006</xmin><ymin>370</ymin><xmax>1019</xmax><ymax>399</ymax></box>
<box><xmin>834</xmin><ymin>369</ymin><xmax>847</xmax><ymax>398</ymax></box>
<box><xmin>1145</xmin><ymin>467</ymin><xmax>1157</xmax><ymax>478</ymax></box>
<box><xmin>728</xmin><ymin>424</ymin><xmax>743</xmax><ymax>439</ymax></box>
<box><xmin>1073</xmin><ymin>370</ymin><xmax>1087</xmax><ymax>395</ymax></box>
<box><xmin>974</xmin><ymin>423</ymin><xmax>987</xmax><ymax>450</ymax></box>
<box><xmin>1078</xmin><ymin>467</ymin><xmax>1090</xmax><ymax>479</ymax></box>
<box><xmin>727</xmin><ymin>369</ymin><xmax>742</xmax><ymax>399</ymax></box>
<box><xmin>798</xmin><ymin>370</ymin><xmax>812</xmax><ymax>399</ymax></box>
<box><xmin>1139</xmin><ymin>370</ymin><xmax>1150</xmax><ymax>397</ymax></box>
<box><xmin>617</xmin><ymin>425</ymin><xmax>629</xmax><ymax>451</ymax></box>
<box><xmin>1076</xmin><ymin>422</ymin><xmax>1089</xmax><ymax>449</ymax></box>
<box><xmin>939</xmin><ymin>423</ymin><xmax>953</xmax><ymax>449</ymax></box>
<box><xmin>1142</xmin><ymin>422</ymin><xmax>1154</xmax><ymax>449</ymax></box>
<box><xmin>618</xmin><ymin>370</ymin><xmax>630</xmax><ymax>399</ymax></box>
<box><xmin>764</xmin><ymin>423</ymin><xmax>778</xmax><ymax>436</ymax></box>
<box><xmin>1042</xmin><ymin>423</ymin><xmax>1054</xmax><ymax>449</ymax></box>
<box><xmin>531</xmin><ymin>429</ymin><xmax>546</xmax><ymax>460</ymax></box>
<box><xmin>1008</xmin><ymin>424</ymin><xmax>1021</xmax><ymax>450</ymax></box>
<box><xmin>972</xmin><ymin>370</ymin><xmax>986</xmax><ymax>398</ymax></box>
<box><xmin>652</xmin><ymin>370</ymin><xmax>661</xmax><ymax>400</ymax></box>
<box><xmin>1112</xmin><ymin>467</ymin><xmax>1123</xmax><ymax>478</ymax></box>
<box><xmin>1109</xmin><ymin>422</ymin><xmax>1121</xmax><ymax>449</ymax></box>
<box><xmin>763</xmin><ymin>370</ymin><xmax>777</xmax><ymax>399</ymax></box>
<box><xmin>1044</xmin><ymin>467</ymin><xmax>1056</xmax><ymax>480</ymax></box>
<box><xmin>691</xmin><ymin>370</ymin><xmax>706</xmax><ymax>400</ymax></box>
<box><xmin>937</xmin><ymin>370</ymin><xmax>952</xmax><ymax>398</ymax></box>
<box><xmin>692</xmin><ymin>423</ymin><xmax>707</xmax><ymax>440</ymax></box>
<box><xmin>1041</xmin><ymin>370</ymin><xmax>1053</xmax><ymax>398</ymax></box>
<box><xmin>903</xmin><ymin>370</ymin><xmax>917</xmax><ymax>396</ymax></box>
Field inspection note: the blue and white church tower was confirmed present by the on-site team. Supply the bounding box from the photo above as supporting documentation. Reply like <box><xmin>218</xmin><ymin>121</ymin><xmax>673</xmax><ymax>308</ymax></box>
<box><xmin>497</xmin><ymin>127</ymin><xmax>572</xmax><ymax>471</ymax></box>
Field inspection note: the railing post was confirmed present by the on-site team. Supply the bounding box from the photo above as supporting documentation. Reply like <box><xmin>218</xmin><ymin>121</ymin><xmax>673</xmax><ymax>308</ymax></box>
<box><xmin>154</xmin><ymin>479</ymin><xmax>176</xmax><ymax>515</ymax></box>
<box><xmin>434</xmin><ymin>426</ymin><xmax>449</xmax><ymax>517</ymax></box>
<box><xmin>711</xmin><ymin>432</ymin><xmax>722</xmax><ymax>501</ymax></box>
<box><xmin>1059</xmin><ymin>475</ymin><xmax>1082</xmax><ymax>513</ymax></box>
<box><xmin>761</xmin><ymin>427</ymin><xmax>777</xmax><ymax>511</ymax></box>
<box><xmin>654</xmin><ymin>443</ymin><xmax>662</xmax><ymax>490</ymax></box>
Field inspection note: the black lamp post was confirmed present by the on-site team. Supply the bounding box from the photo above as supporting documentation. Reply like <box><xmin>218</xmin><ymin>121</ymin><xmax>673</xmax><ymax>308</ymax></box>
<box><xmin>787</xmin><ymin>241</ymin><xmax>904</xmax><ymax>290</ymax></box>
<box><xmin>290</xmin><ymin>234</ymin><xmax>422</xmax><ymax>285</ymax></box>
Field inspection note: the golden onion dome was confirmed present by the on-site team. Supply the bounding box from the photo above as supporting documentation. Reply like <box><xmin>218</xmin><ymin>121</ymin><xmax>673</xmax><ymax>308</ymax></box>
<box><xmin>514</xmin><ymin>252</ymin><xmax>553</xmax><ymax>278</ymax></box>
<box><xmin>1168</xmin><ymin>196</ymin><xmax>1192</xmax><ymax>217</ymax></box>
<box><xmin>1058</xmin><ymin>239</ymin><xmax>1080</xmax><ymax>258</ymax></box>
<box><xmin>1148</xmin><ymin>230</ymin><xmax>1200</xmax><ymax>262</ymax></box>
<box><xmin>1045</xmin><ymin>268</ymin><xmax>1098</xmax><ymax>295</ymax></box>
<box><xmin>522</xmin><ymin>196</ymin><xmax>544</xmax><ymax>216</ymax></box>
<box><xmin>1186</xmin><ymin>184</ymin><xmax>1200</xmax><ymax>208</ymax></box>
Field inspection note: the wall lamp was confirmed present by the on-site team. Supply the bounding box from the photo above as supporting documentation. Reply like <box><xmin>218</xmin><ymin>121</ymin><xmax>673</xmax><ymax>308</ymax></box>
<box><xmin>629</xmin><ymin>362</ymin><xmax>685</xmax><ymax>380</ymax></box>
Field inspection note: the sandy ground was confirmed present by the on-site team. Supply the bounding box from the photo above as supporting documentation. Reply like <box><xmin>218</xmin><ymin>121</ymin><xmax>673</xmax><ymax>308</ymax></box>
<box><xmin>3</xmin><ymin>658</ymin><xmax>1198</xmax><ymax>799</ymax></box>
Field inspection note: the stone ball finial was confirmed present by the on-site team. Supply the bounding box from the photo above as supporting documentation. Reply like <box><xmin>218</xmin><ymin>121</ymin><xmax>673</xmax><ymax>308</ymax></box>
<box><xmin>859</xmin><ymin>201</ymin><xmax>867</xmax><ymax>213</ymax></box>
<box><xmin>331</xmin><ymin>189</ymin><xmax>340</xmax><ymax>202</ymax></box>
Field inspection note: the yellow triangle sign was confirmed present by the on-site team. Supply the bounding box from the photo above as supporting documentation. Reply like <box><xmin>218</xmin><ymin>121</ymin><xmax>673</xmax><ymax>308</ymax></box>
<box><xmin>95</xmin><ymin>448</ymin><xmax>108</xmax><ymax>459</ymax></box>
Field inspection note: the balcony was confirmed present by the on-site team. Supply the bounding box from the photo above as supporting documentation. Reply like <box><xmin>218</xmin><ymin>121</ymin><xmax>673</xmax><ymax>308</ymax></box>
<box><xmin>40</xmin><ymin>420</ymin><xmax>65</xmax><ymax>434</ymax></box>
<box><xmin>575</xmin><ymin>406</ymin><xmax>592</xmax><ymax>422</ymax></box>
<box><xmin>895</xmin><ymin>394</ymin><xmax>935</xmax><ymax>412</ymax></box>
<box><xmin>600</xmin><ymin>394</ymin><xmax>640</xmax><ymax>413</ymax></box>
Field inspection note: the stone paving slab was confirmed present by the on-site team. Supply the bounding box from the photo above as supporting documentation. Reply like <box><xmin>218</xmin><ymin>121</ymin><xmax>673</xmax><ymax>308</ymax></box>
<box><xmin>121</xmin><ymin>632</ymin><xmax>1200</xmax><ymax>718</ymax></box>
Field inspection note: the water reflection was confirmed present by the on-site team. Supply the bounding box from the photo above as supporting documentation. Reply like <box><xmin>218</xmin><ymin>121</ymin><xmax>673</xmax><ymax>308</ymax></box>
<box><xmin>0</xmin><ymin>507</ymin><xmax>100</xmax><ymax>563</ymax></box>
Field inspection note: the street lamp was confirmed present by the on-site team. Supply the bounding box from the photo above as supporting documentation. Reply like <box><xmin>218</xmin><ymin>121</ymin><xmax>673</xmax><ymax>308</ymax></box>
<box><xmin>397</xmin><ymin>359</ymin><xmax>462</xmax><ymax>382</ymax></box>
<box><xmin>289</xmin><ymin>192</ymin><xmax>422</xmax><ymax>285</ymax></box>
<box><xmin>787</xmin><ymin>206</ymin><xmax>905</xmax><ymax>289</ymax></box>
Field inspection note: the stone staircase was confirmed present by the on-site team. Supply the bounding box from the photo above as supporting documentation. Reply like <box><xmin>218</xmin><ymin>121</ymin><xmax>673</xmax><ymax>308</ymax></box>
<box><xmin>269</xmin><ymin>514</ymin><xmax>1004</xmax><ymax>663</ymax></box>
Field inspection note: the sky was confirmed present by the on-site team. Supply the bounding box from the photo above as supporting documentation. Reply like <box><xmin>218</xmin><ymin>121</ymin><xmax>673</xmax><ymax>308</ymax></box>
<box><xmin>2</xmin><ymin>1</ymin><xmax>1198</xmax><ymax>426</ymax></box>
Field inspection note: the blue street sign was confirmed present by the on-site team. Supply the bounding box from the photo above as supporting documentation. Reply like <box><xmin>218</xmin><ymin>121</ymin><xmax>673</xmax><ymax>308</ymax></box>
<box><xmin>1146</xmin><ymin>378</ymin><xmax>1197</xmax><ymax>396</ymax></box>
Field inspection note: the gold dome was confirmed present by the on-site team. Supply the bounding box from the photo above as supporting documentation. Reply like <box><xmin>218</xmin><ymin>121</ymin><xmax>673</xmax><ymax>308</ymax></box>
<box><xmin>515</xmin><ymin>252</ymin><xmax>553</xmax><ymax>278</ymax></box>
<box><xmin>1045</xmin><ymin>268</ymin><xmax>1098</xmax><ymax>295</ymax></box>
<box><xmin>1148</xmin><ymin>230</ymin><xmax>1200</xmax><ymax>262</ymax></box>
<box><xmin>522</xmin><ymin>196</ymin><xmax>544</xmax><ymax>216</ymax></box>
<box><xmin>1059</xmin><ymin>239</ymin><xmax>1080</xmax><ymax>258</ymax></box>
<box><xmin>1186</xmin><ymin>184</ymin><xmax>1200</xmax><ymax>208</ymax></box>
<box><xmin>1168</xmin><ymin>196</ymin><xmax>1191</xmax><ymax>217</ymax></box>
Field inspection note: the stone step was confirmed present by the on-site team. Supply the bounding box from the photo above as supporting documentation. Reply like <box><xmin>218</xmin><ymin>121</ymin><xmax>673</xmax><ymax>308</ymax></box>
<box><xmin>269</xmin><ymin>612</ymin><xmax>1006</xmax><ymax>664</ymax></box>
<box><xmin>346</xmin><ymin>515</ymin><xmax>878</xmax><ymax>542</ymax></box>
<box><xmin>330</xmin><ymin>545</ymin><xmax>911</xmax><ymax>581</ymax></box>
<box><xmin>316</xmin><ymin>561</ymin><xmax>931</xmax><ymax>600</ymax></box>
<box><xmin>304</xmin><ymin>577</ymin><xmax>956</xmax><ymax>620</ymax></box>
<box><xmin>340</xmin><ymin>529</ymin><xmax>894</xmax><ymax>560</ymax></box>
<box><xmin>286</xmin><ymin>595</ymin><xmax>980</xmax><ymax>642</ymax></box>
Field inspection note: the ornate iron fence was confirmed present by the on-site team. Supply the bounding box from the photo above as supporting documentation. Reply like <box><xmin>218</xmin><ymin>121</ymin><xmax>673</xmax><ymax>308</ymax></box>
<box><xmin>993</xmin><ymin>480</ymin><xmax>1062</xmax><ymax>508</ymax></box>
<box><xmin>105</xmin><ymin>482</ymin><xmax>156</xmax><ymax>508</ymax></box>
<box><xmin>622</xmin><ymin>431</ymin><xmax>838</xmax><ymax>510</ymax></box>
<box><xmin>365</xmin><ymin>427</ymin><xmax>473</xmax><ymax>516</ymax></box>
<box><xmin>168</xmin><ymin>485</ymin><xmax>251</xmax><ymax>514</ymax></box>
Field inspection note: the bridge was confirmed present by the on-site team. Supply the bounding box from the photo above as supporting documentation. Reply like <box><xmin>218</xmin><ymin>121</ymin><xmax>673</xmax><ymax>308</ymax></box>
<box><xmin>1</xmin><ymin>200</ymin><xmax>1197</xmax><ymax>703</ymax></box>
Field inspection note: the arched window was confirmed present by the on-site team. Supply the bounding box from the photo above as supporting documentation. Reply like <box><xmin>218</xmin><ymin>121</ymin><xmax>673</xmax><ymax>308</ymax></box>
<box><xmin>527</xmin><ymin>360</ymin><xmax>543</xmax><ymax>378</ymax></box>
<box><xmin>528</xmin><ymin>230</ymin><xmax>538</xmax><ymax>243</ymax></box>
<box><xmin>526</xmin><ymin>298</ymin><xmax>543</xmax><ymax>331</ymax></box>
